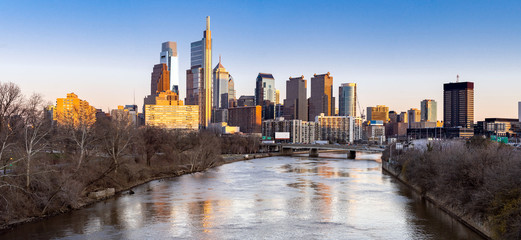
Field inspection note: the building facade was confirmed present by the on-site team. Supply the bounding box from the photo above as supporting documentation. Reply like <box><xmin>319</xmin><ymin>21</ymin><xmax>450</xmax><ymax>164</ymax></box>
<box><xmin>262</xmin><ymin>118</ymin><xmax>317</xmax><ymax>144</ymax></box>
<box><xmin>407</xmin><ymin>108</ymin><xmax>421</xmax><ymax>127</ymax></box>
<box><xmin>54</xmin><ymin>93</ymin><xmax>96</xmax><ymax>127</ymax></box>
<box><xmin>160</xmin><ymin>41</ymin><xmax>178</xmax><ymax>94</ymax></box>
<box><xmin>421</xmin><ymin>99</ymin><xmax>437</xmax><ymax>122</ymax></box>
<box><xmin>283</xmin><ymin>75</ymin><xmax>307</xmax><ymax>121</ymax></box>
<box><xmin>237</xmin><ymin>95</ymin><xmax>255</xmax><ymax>107</ymax></box>
<box><xmin>212</xmin><ymin>57</ymin><xmax>230</xmax><ymax>109</ymax></box>
<box><xmin>315</xmin><ymin>114</ymin><xmax>362</xmax><ymax>144</ymax></box>
<box><xmin>228</xmin><ymin>106</ymin><xmax>262</xmax><ymax>133</ymax></box>
<box><xmin>338</xmin><ymin>83</ymin><xmax>356</xmax><ymax>117</ymax></box>
<box><xmin>150</xmin><ymin>63</ymin><xmax>170</xmax><ymax>95</ymax></box>
<box><xmin>443</xmin><ymin>82</ymin><xmax>474</xmax><ymax>128</ymax></box>
<box><xmin>145</xmin><ymin>91</ymin><xmax>199</xmax><ymax>130</ymax></box>
<box><xmin>255</xmin><ymin>73</ymin><xmax>276</xmax><ymax>105</ymax></box>
<box><xmin>309</xmin><ymin>72</ymin><xmax>335</xmax><ymax>121</ymax></box>
<box><xmin>367</xmin><ymin>105</ymin><xmax>389</xmax><ymax>123</ymax></box>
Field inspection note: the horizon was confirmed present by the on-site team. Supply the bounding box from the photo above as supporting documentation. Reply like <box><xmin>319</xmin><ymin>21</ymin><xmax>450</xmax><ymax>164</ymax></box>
<box><xmin>1</xmin><ymin>0</ymin><xmax>520</xmax><ymax>121</ymax></box>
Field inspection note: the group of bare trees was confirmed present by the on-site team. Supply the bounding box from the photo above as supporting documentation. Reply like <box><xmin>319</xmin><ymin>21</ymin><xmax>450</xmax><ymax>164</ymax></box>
<box><xmin>388</xmin><ymin>138</ymin><xmax>521</xmax><ymax>239</ymax></box>
<box><xmin>0</xmin><ymin>82</ymin><xmax>248</xmax><ymax>227</ymax></box>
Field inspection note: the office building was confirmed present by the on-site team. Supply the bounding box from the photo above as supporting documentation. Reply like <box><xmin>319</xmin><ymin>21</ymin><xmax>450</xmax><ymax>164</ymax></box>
<box><xmin>407</xmin><ymin>108</ymin><xmax>421</xmax><ymax>127</ymax></box>
<box><xmin>275</xmin><ymin>89</ymin><xmax>280</xmax><ymax>105</ymax></box>
<box><xmin>398</xmin><ymin>111</ymin><xmax>408</xmax><ymax>123</ymax></box>
<box><xmin>54</xmin><ymin>93</ymin><xmax>96</xmax><ymax>127</ymax></box>
<box><xmin>150</xmin><ymin>63</ymin><xmax>170</xmax><ymax>95</ymax></box>
<box><xmin>338</xmin><ymin>83</ymin><xmax>356</xmax><ymax>117</ymax></box>
<box><xmin>255</xmin><ymin>73</ymin><xmax>276</xmax><ymax>105</ymax></box>
<box><xmin>228</xmin><ymin>106</ymin><xmax>262</xmax><ymax>133</ymax></box>
<box><xmin>160</xmin><ymin>41</ymin><xmax>179</xmax><ymax>94</ymax></box>
<box><xmin>228</xmin><ymin>76</ymin><xmax>236</xmax><ymax>108</ymax></box>
<box><xmin>185</xmin><ymin>16</ymin><xmax>212</xmax><ymax>128</ymax></box>
<box><xmin>213</xmin><ymin>56</ymin><xmax>230</xmax><ymax>109</ymax></box>
<box><xmin>237</xmin><ymin>95</ymin><xmax>255</xmax><ymax>107</ymax></box>
<box><xmin>309</xmin><ymin>72</ymin><xmax>335</xmax><ymax>120</ymax></box>
<box><xmin>443</xmin><ymin>82</ymin><xmax>474</xmax><ymax>128</ymax></box>
<box><xmin>315</xmin><ymin>114</ymin><xmax>362</xmax><ymax>144</ymax></box>
<box><xmin>145</xmin><ymin>90</ymin><xmax>199</xmax><ymax>130</ymax></box>
<box><xmin>367</xmin><ymin>105</ymin><xmax>389</xmax><ymax>123</ymax></box>
<box><xmin>421</xmin><ymin>99</ymin><xmax>437</xmax><ymax>122</ymax></box>
<box><xmin>283</xmin><ymin>75</ymin><xmax>307</xmax><ymax>121</ymax></box>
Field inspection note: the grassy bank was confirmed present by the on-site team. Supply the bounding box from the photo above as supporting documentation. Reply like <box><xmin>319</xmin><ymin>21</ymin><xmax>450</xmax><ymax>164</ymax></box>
<box><xmin>383</xmin><ymin>137</ymin><xmax>521</xmax><ymax>239</ymax></box>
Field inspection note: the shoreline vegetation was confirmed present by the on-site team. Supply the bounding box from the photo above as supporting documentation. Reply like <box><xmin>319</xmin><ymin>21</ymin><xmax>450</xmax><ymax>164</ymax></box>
<box><xmin>0</xmin><ymin>81</ymin><xmax>266</xmax><ymax>232</ymax></box>
<box><xmin>382</xmin><ymin>137</ymin><xmax>521</xmax><ymax>240</ymax></box>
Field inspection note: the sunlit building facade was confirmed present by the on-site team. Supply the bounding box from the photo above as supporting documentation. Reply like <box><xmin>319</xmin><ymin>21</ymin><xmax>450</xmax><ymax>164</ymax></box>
<box><xmin>160</xmin><ymin>41</ymin><xmax>179</xmax><ymax>94</ymax></box>
<box><xmin>54</xmin><ymin>93</ymin><xmax>96</xmax><ymax>127</ymax></box>
<box><xmin>366</xmin><ymin>105</ymin><xmax>389</xmax><ymax>123</ymax></box>
<box><xmin>421</xmin><ymin>99</ymin><xmax>437</xmax><ymax>122</ymax></box>
<box><xmin>309</xmin><ymin>72</ymin><xmax>334</xmax><ymax>120</ymax></box>
<box><xmin>145</xmin><ymin>90</ymin><xmax>199</xmax><ymax>130</ymax></box>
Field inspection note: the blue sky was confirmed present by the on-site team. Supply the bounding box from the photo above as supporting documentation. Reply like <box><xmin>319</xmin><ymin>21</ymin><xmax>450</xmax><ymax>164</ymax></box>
<box><xmin>1</xmin><ymin>0</ymin><xmax>520</xmax><ymax>121</ymax></box>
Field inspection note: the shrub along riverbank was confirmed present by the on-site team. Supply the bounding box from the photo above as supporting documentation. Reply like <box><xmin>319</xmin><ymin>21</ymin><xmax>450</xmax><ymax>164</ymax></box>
<box><xmin>382</xmin><ymin>137</ymin><xmax>521</xmax><ymax>239</ymax></box>
<box><xmin>0</xmin><ymin>84</ymin><xmax>263</xmax><ymax>231</ymax></box>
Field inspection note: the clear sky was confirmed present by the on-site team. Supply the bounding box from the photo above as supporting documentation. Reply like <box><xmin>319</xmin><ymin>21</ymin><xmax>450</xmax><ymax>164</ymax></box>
<box><xmin>1</xmin><ymin>0</ymin><xmax>520</xmax><ymax>121</ymax></box>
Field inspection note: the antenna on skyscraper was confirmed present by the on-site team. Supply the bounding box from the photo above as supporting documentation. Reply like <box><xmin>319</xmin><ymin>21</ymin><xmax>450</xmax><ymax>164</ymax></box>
<box><xmin>456</xmin><ymin>74</ymin><xmax>460</xmax><ymax>83</ymax></box>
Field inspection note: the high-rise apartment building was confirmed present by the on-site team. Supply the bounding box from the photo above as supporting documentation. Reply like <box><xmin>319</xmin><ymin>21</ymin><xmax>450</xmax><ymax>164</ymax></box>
<box><xmin>283</xmin><ymin>76</ymin><xmax>307</xmax><ymax>121</ymax></box>
<box><xmin>407</xmin><ymin>108</ymin><xmax>421</xmax><ymax>127</ymax></box>
<box><xmin>338</xmin><ymin>83</ymin><xmax>356</xmax><ymax>117</ymax></box>
<box><xmin>150</xmin><ymin>63</ymin><xmax>170</xmax><ymax>95</ymax></box>
<box><xmin>185</xmin><ymin>16</ymin><xmax>212</xmax><ymax>128</ymax></box>
<box><xmin>54</xmin><ymin>93</ymin><xmax>96</xmax><ymax>127</ymax></box>
<box><xmin>366</xmin><ymin>105</ymin><xmax>389</xmax><ymax>123</ymax></box>
<box><xmin>315</xmin><ymin>114</ymin><xmax>363</xmax><ymax>144</ymax></box>
<box><xmin>212</xmin><ymin>57</ymin><xmax>230</xmax><ymax>109</ymax></box>
<box><xmin>421</xmin><ymin>99</ymin><xmax>437</xmax><ymax>122</ymax></box>
<box><xmin>160</xmin><ymin>41</ymin><xmax>178</xmax><ymax>94</ymax></box>
<box><xmin>443</xmin><ymin>82</ymin><xmax>474</xmax><ymax>128</ymax></box>
<box><xmin>308</xmin><ymin>72</ymin><xmax>335</xmax><ymax>120</ymax></box>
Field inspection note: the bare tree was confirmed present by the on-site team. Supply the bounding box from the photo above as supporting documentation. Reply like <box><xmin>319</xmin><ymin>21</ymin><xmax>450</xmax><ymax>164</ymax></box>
<box><xmin>0</xmin><ymin>82</ymin><xmax>24</xmax><ymax>174</ymax></box>
<box><xmin>21</xmin><ymin>93</ymin><xmax>51</xmax><ymax>190</ymax></box>
<box><xmin>102</xmin><ymin>110</ymin><xmax>134</xmax><ymax>173</ymax></box>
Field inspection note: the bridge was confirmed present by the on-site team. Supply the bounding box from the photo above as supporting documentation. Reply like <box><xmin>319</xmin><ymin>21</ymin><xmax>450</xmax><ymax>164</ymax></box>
<box><xmin>260</xmin><ymin>143</ymin><xmax>385</xmax><ymax>159</ymax></box>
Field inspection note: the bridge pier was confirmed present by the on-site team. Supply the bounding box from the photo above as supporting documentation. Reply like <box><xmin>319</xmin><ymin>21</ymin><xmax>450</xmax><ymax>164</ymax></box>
<box><xmin>347</xmin><ymin>150</ymin><xmax>356</xmax><ymax>159</ymax></box>
<box><xmin>309</xmin><ymin>148</ymin><xmax>319</xmax><ymax>157</ymax></box>
<box><xmin>281</xmin><ymin>147</ymin><xmax>293</xmax><ymax>156</ymax></box>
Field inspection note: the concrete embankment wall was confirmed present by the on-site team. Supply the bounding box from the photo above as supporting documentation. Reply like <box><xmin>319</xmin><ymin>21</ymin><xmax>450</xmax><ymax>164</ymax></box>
<box><xmin>381</xmin><ymin>161</ymin><xmax>493</xmax><ymax>240</ymax></box>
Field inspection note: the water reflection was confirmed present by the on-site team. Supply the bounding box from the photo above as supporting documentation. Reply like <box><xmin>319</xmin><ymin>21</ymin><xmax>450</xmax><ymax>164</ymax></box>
<box><xmin>1</xmin><ymin>156</ymin><xmax>484</xmax><ymax>240</ymax></box>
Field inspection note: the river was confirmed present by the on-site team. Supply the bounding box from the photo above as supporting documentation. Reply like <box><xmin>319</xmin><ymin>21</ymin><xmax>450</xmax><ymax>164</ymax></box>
<box><xmin>1</xmin><ymin>153</ymin><xmax>483</xmax><ymax>239</ymax></box>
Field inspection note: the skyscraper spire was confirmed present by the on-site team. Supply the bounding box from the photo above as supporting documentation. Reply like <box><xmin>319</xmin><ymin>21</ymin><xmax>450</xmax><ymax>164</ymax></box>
<box><xmin>206</xmin><ymin>16</ymin><xmax>210</xmax><ymax>30</ymax></box>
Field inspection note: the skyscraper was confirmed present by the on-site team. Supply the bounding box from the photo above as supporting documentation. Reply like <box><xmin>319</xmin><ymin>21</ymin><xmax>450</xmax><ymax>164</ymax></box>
<box><xmin>228</xmin><ymin>76</ymin><xmax>236</xmax><ymax>108</ymax></box>
<box><xmin>283</xmin><ymin>75</ymin><xmax>307</xmax><ymax>121</ymax></box>
<box><xmin>150</xmin><ymin>63</ymin><xmax>170</xmax><ymax>95</ymax></box>
<box><xmin>443</xmin><ymin>82</ymin><xmax>474</xmax><ymax>128</ymax></box>
<box><xmin>421</xmin><ymin>99</ymin><xmax>437</xmax><ymax>122</ymax></box>
<box><xmin>275</xmin><ymin>89</ymin><xmax>280</xmax><ymax>105</ymax></box>
<box><xmin>160</xmin><ymin>42</ymin><xmax>179</xmax><ymax>94</ymax></box>
<box><xmin>519</xmin><ymin>101</ymin><xmax>521</xmax><ymax>122</ymax></box>
<box><xmin>308</xmin><ymin>72</ymin><xmax>334</xmax><ymax>120</ymax></box>
<box><xmin>213</xmin><ymin>56</ymin><xmax>229</xmax><ymax>109</ymax></box>
<box><xmin>255</xmin><ymin>73</ymin><xmax>276</xmax><ymax>120</ymax></box>
<box><xmin>338</xmin><ymin>83</ymin><xmax>357</xmax><ymax>117</ymax></box>
<box><xmin>186</xmin><ymin>16</ymin><xmax>212</xmax><ymax>128</ymax></box>
<box><xmin>255</xmin><ymin>73</ymin><xmax>276</xmax><ymax>105</ymax></box>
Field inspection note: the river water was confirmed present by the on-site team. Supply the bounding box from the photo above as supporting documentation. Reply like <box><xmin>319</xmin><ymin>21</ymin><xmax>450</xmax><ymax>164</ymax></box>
<box><xmin>1</xmin><ymin>153</ymin><xmax>483</xmax><ymax>239</ymax></box>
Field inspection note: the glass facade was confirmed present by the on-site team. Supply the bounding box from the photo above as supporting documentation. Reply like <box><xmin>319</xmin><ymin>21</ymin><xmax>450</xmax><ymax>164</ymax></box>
<box><xmin>338</xmin><ymin>83</ymin><xmax>356</xmax><ymax>117</ymax></box>
<box><xmin>421</xmin><ymin>99</ymin><xmax>437</xmax><ymax>122</ymax></box>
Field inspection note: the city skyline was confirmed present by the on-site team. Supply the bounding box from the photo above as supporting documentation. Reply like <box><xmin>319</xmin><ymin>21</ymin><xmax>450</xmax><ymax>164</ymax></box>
<box><xmin>1</xmin><ymin>1</ymin><xmax>520</xmax><ymax>121</ymax></box>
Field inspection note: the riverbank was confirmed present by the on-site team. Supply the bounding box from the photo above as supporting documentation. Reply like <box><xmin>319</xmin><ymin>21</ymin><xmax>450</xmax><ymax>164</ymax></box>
<box><xmin>382</xmin><ymin>161</ymin><xmax>492</xmax><ymax>239</ymax></box>
<box><xmin>0</xmin><ymin>152</ymin><xmax>279</xmax><ymax>232</ymax></box>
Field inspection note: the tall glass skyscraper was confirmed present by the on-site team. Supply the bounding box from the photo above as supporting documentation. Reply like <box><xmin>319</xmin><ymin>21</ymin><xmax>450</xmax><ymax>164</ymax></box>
<box><xmin>338</xmin><ymin>83</ymin><xmax>357</xmax><ymax>117</ymax></box>
<box><xmin>186</xmin><ymin>16</ymin><xmax>212</xmax><ymax>128</ymax></box>
<box><xmin>160</xmin><ymin>42</ymin><xmax>179</xmax><ymax>94</ymax></box>
<box><xmin>213</xmin><ymin>56</ymin><xmax>230</xmax><ymax>109</ymax></box>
